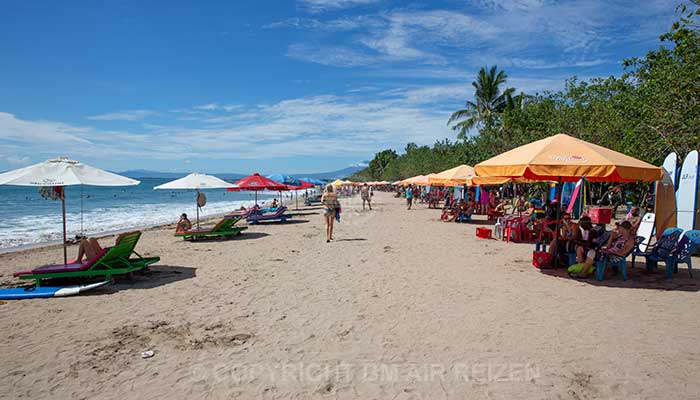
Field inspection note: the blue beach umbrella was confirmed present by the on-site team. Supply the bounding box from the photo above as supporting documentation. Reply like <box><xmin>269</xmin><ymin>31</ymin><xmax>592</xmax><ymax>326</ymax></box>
<box><xmin>299</xmin><ymin>177</ymin><xmax>325</xmax><ymax>186</ymax></box>
<box><xmin>266</xmin><ymin>174</ymin><xmax>301</xmax><ymax>187</ymax></box>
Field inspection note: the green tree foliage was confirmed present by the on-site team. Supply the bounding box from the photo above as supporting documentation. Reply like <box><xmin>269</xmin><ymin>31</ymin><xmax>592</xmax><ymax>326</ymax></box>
<box><xmin>367</xmin><ymin>149</ymin><xmax>398</xmax><ymax>179</ymax></box>
<box><xmin>447</xmin><ymin>65</ymin><xmax>515</xmax><ymax>138</ymax></box>
<box><xmin>351</xmin><ymin>1</ymin><xmax>699</xmax><ymax>181</ymax></box>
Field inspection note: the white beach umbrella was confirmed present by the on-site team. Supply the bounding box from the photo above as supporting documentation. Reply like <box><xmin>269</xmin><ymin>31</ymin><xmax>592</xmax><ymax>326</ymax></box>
<box><xmin>153</xmin><ymin>173</ymin><xmax>237</xmax><ymax>228</ymax></box>
<box><xmin>0</xmin><ymin>157</ymin><xmax>140</xmax><ymax>264</ymax></box>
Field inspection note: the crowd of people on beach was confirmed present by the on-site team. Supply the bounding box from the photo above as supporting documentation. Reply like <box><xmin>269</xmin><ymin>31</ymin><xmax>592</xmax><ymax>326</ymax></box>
<box><xmin>388</xmin><ymin>181</ymin><xmax>650</xmax><ymax>279</ymax></box>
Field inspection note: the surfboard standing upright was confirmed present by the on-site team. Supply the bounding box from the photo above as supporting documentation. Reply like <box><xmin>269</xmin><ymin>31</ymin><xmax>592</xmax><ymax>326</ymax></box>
<box><xmin>662</xmin><ymin>152</ymin><xmax>678</xmax><ymax>190</ymax></box>
<box><xmin>676</xmin><ymin>150</ymin><xmax>699</xmax><ymax>232</ymax></box>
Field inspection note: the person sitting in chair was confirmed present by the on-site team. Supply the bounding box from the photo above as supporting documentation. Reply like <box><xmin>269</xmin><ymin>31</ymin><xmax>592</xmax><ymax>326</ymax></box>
<box><xmin>176</xmin><ymin>213</ymin><xmax>192</xmax><ymax>233</ymax></box>
<box><xmin>441</xmin><ymin>200</ymin><xmax>461</xmax><ymax>222</ymax></box>
<box><xmin>76</xmin><ymin>237</ymin><xmax>104</xmax><ymax>263</ymax></box>
<box><xmin>574</xmin><ymin>216</ymin><xmax>599</xmax><ymax>263</ymax></box>
<box><xmin>617</xmin><ymin>206</ymin><xmax>642</xmax><ymax>234</ymax></box>
<box><xmin>546</xmin><ymin>212</ymin><xmax>581</xmax><ymax>266</ymax></box>
<box><xmin>487</xmin><ymin>191</ymin><xmax>505</xmax><ymax>219</ymax></box>
<box><xmin>569</xmin><ymin>221</ymin><xmax>634</xmax><ymax>278</ymax></box>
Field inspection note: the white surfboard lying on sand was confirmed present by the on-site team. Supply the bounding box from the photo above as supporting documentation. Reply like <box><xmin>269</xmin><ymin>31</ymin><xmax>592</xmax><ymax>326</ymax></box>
<box><xmin>677</xmin><ymin>150</ymin><xmax>699</xmax><ymax>232</ymax></box>
<box><xmin>0</xmin><ymin>281</ymin><xmax>110</xmax><ymax>300</ymax></box>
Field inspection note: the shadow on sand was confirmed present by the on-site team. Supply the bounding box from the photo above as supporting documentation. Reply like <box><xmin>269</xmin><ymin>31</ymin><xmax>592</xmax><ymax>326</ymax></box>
<box><xmin>539</xmin><ymin>264</ymin><xmax>700</xmax><ymax>292</ymax></box>
<box><xmin>250</xmin><ymin>219</ymin><xmax>309</xmax><ymax>226</ymax></box>
<box><xmin>182</xmin><ymin>231</ymin><xmax>270</xmax><ymax>242</ymax></box>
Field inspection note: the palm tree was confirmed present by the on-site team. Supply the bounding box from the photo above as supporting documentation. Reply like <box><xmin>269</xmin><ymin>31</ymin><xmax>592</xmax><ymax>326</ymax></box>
<box><xmin>447</xmin><ymin>65</ymin><xmax>515</xmax><ymax>138</ymax></box>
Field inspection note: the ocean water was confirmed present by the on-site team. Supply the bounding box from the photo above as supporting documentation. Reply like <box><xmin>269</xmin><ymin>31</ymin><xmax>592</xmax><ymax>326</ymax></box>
<box><xmin>0</xmin><ymin>178</ymin><xmax>292</xmax><ymax>250</ymax></box>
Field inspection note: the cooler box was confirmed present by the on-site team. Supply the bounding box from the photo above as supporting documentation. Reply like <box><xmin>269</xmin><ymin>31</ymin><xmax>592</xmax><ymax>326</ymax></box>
<box><xmin>476</xmin><ymin>227</ymin><xmax>492</xmax><ymax>239</ymax></box>
<box><xmin>588</xmin><ymin>207</ymin><xmax>612</xmax><ymax>224</ymax></box>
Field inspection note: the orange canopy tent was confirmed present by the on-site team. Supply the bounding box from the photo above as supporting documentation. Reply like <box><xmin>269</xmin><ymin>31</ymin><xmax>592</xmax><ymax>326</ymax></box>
<box><xmin>404</xmin><ymin>173</ymin><xmax>443</xmax><ymax>186</ymax></box>
<box><xmin>474</xmin><ymin>134</ymin><xmax>663</xmax><ymax>183</ymax></box>
<box><xmin>429</xmin><ymin>165</ymin><xmax>475</xmax><ymax>186</ymax></box>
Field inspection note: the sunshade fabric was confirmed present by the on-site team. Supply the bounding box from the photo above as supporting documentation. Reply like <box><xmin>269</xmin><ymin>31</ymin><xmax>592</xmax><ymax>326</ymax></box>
<box><xmin>0</xmin><ymin>157</ymin><xmax>140</xmax><ymax>187</ymax></box>
<box><xmin>474</xmin><ymin>134</ymin><xmax>663</xmax><ymax>182</ymax></box>
<box><xmin>153</xmin><ymin>173</ymin><xmax>236</xmax><ymax>190</ymax></box>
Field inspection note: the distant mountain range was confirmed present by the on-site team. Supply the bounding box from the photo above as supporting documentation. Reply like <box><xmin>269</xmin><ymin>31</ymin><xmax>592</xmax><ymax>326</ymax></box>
<box><xmin>118</xmin><ymin>165</ymin><xmax>365</xmax><ymax>181</ymax></box>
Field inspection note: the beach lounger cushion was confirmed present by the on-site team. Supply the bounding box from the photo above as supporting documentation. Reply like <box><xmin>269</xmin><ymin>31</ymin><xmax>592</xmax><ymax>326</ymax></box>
<box><xmin>175</xmin><ymin>217</ymin><xmax>247</xmax><ymax>240</ymax></box>
<box><xmin>247</xmin><ymin>207</ymin><xmax>290</xmax><ymax>223</ymax></box>
<box><xmin>14</xmin><ymin>248</ymin><xmax>109</xmax><ymax>276</ymax></box>
<box><xmin>13</xmin><ymin>231</ymin><xmax>159</xmax><ymax>286</ymax></box>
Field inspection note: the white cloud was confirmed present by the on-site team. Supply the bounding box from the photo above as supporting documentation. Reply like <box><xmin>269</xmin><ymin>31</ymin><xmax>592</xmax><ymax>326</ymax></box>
<box><xmin>194</xmin><ymin>103</ymin><xmax>242</xmax><ymax>112</ymax></box>
<box><xmin>272</xmin><ymin>1</ymin><xmax>673</xmax><ymax>71</ymax></box>
<box><xmin>0</xmin><ymin>72</ymin><xmax>578</xmax><ymax>171</ymax></box>
<box><xmin>4</xmin><ymin>155</ymin><xmax>30</xmax><ymax>165</ymax></box>
<box><xmin>298</xmin><ymin>0</ymin><xmax>380</xmax><ymax>13</ymax></box>
<box><xmin>476</xmin><ymin>0</ymin><xmax>550</xmax><ymax>11</ymax></box>
<box><xmin>0</xmin><ymin>112</ymin><xmax>92</xmax><ymax>144</ymax></box>
<box><xmin>287</xmin><ymin>44</ymin><xmax>378</xmax><ymax>67</ymax></box>
<box><xmin>86</xmin><ymin>109</ymin><xmax>157</xmax><ymax>121</ymax></box>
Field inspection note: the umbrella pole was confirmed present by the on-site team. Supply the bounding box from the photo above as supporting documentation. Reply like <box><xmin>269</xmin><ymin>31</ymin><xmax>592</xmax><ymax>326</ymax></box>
<box><xmin>196</xmin><ymin>189</ymin><xmax>200</xmax><ymax>229</ymax></box>
<box><xmin>62</xmin><ymin>195</ymin><xmax>68</xmax><ymax>266</ymax></box>
<box><xmin>295</xmin><ymin>191</ymin><xmax>298</xmax><ymax>210</ymax></box>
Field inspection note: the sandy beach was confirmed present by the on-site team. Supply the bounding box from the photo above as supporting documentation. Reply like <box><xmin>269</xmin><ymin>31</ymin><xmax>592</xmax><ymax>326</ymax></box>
<box><xmin>1</xmin><ymin>191</ymin><xmax>699</xmax><ymax>399</ymax></box>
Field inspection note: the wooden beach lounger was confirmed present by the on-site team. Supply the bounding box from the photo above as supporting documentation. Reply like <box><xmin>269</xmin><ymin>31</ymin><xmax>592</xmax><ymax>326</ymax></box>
<box><xmin>175</xmin><ymin>216</ymin><xmax>248</xmax><ymax>241</ymax></box>
<box><xmin>246</xmin><ymin>206</ymin><xmax>291</xmax><ymax>224</ymax></box>
<box><xmin>14</xmin><ymin>231</ymin><xmax>159</xmax><ymax>287</ymax></box>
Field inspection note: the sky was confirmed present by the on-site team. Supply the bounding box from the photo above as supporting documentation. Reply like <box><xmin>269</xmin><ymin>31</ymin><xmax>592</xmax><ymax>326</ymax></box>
<box><xmin>0</xmin><ymin>0</ymin><xmax>679</xmax><ymax>174</ymax></box>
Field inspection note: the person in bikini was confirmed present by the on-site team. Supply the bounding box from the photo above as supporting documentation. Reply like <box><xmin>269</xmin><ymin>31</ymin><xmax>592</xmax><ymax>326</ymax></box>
<box><xmin>321</xmin><ymin>184</ymin><xmax>338</xmax><ymax>243</ymax></box>
<box><xmin>570</xmin><ymin>221</ymin><xmax>634</xmax><ymax>278</ymax></box>
<box><xmin>176</xmin><ymin>213</ymin><xmax>192</xmax><ymax>233</ymax></box>
<box><xmin>76</xmin><ymin>237</ymin><xmax>105</xmax><ymax>262</ymax></box>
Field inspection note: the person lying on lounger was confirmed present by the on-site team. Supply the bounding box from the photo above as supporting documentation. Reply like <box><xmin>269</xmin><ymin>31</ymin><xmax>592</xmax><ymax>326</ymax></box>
<box><xmin>176</xmin><ymin>213</ymin><xmax>192</xmax><ymax>233</ymax></box>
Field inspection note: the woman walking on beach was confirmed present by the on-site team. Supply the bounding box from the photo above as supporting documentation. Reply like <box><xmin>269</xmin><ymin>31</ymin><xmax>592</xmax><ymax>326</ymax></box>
<box><xmin>321</xmin><ymin>184</ymin><xmax>338</xmax><ymax>243</ymax></box>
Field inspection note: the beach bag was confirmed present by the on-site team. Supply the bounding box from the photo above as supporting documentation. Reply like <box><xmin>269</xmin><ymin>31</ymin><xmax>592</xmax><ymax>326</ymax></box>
<box><xmin>532</xmin><ymin>250</ymin><xmax>552</xmax><ymax>268</ymax></box>
<box><xmin>334</xmin><ymin>199</ymin><xmax>341</xmax><ymax>222</ymax></box>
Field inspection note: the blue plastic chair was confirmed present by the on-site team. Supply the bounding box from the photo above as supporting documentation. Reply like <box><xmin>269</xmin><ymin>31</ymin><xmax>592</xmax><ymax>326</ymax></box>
<box><xmin>665</xmin><ymin>230</ymin><xmax>700</xmax><ymax>279</ymax></box>
<box><xmin>595</xmin><ymin>236</ymin><xmax>645</xmax><ymax>281</ymax></box>
<box><xmin>630</xmin><ymin>228</ymin><xmax>683</xmax><ymax>272</ymax></box>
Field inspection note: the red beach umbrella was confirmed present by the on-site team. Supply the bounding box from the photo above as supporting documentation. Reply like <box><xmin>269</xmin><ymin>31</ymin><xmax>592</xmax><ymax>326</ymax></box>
<box><xmin>288</xmin><ymin>180</ymin><xmax>315</xmax><ymax>190</ymax></box>
<box><xmin>227</xmin><ymin>173</ymin><xmax>287</xmax><ymax>204</ymax></box>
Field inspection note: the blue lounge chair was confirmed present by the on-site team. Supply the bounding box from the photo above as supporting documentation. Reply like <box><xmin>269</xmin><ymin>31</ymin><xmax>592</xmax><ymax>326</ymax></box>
<box><xmin>665</xmin><ymin>230</ymin><xmax>700</xmax><ymax>279</ymax></box>
<box><xmin>594</xmin><ymin>236</ymin><xmax>645</xmax><ymax>281</ymax></box>
<box><xmin>630</xmin><ymin>227</ymin><xmax>683</xmax><ymax>273</ymax></box>
<box><xmin>247</xmin><ymin>206</ymin><xmax>290</xmax><ymax>224</ymax></box>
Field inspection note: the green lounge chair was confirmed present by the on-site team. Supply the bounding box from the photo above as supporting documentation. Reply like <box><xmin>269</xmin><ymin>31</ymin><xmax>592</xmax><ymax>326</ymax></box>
<box><xmin>14</xmin><ymin>231</ymin><xmax>159</xmax><ymax>287</ymax></box>
<box><xmin>175</xmin><ymin>216</ymin><xmax>248</xmax><ymax>241</ymax></box>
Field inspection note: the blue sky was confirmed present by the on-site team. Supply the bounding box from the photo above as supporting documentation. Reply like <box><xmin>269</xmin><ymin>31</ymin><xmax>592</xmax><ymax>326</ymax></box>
<box><xmin>0</xmin><ymin>0</ymin><xmax>678</xmax><ymax>174</ymax></box>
